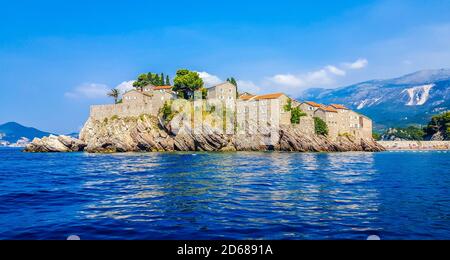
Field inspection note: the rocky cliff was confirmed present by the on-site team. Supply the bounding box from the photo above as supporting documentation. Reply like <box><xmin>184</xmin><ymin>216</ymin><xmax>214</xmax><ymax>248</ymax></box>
<box><xmin>25</xmin><ymin>114</ymin><xmax>384</xmax><ymax>153</ymax></box>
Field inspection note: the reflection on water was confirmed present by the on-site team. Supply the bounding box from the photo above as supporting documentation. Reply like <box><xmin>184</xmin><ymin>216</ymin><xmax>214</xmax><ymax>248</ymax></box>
<box><xmin>0</xmin><ymin>149</ymin><xmax>449</xmax><ymax>240</ymax></box>
<box><xmin>80</xmin><ymin>152</ymin><xmax>382</xmax><ymax>239</ymax></box>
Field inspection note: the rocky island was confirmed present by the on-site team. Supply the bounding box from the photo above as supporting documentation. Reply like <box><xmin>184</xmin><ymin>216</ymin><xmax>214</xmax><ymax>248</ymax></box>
<box><xmin>25</xmin><ymin>70</ymin><xmax>385</xmax><ymax>153</ymax></box>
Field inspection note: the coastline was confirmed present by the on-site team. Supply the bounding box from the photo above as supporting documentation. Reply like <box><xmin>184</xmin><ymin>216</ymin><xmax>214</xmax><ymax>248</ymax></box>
<box><xmin>378</xmin><ymin>141</ymin><xmax>450</xmax><ymax>151</ymax></box>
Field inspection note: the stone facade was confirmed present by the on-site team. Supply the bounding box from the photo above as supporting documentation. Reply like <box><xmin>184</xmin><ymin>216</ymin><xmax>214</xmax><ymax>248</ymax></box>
<box><xmin>299</xmin><ymin>101</ymin><xmax>323</xmax><ymax>117</ymax></box>
<box><xmin>237</xmin><ymin>93</ymin><xmax>291</xmax><ymax>128</ymax></box>
<box><xmin>207</xmin><ymin>82</ymin><xmax>237</xmax><ymax>105</ymax></box>
<box><xmin>91</xmin><ymin>88</ymin><xmax>176</xmax><ymax>120</ymax></box>
<box><xmin>88</xmin><ymin>81</ymin><xmax>374</xmax><ymax>141</ymax></box>
<box><xmin>297</xmin><ymin>102</ymin><xmax>374</xmax><ymax>140</ymax></box>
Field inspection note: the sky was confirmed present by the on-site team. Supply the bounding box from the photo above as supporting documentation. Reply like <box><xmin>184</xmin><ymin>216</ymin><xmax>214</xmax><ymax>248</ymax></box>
<box><xmin>1</xmin><ymin>0</ymin><xmax>450</xmax><ymax>133</ymax></box>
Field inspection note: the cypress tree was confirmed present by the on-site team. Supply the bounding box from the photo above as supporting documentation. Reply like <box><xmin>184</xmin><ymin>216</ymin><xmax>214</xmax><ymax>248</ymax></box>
<box><xmin>160</xmin><ymin>73</ymin><xmax>165</xmax><ymax>86</ymax></box>
<box><xmin>154</xmin><ymin>74</ymin><xmax>160</xmax><ymax>86</ymax></box>
<box><xmin>166</xmin><ymin>75</ymin><xmax>171</xmax><ymax>86</ymax></box>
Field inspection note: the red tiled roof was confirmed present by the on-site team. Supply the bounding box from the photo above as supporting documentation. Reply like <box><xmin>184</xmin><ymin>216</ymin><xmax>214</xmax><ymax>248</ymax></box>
<box><xmin>319</xmin><ymin>106</ymin><xmax>338</xmax><ymax>113</ymax></box>
<box><xmin>253</xmin><ymin>93</ymin><xmax>285</xmax><ymax>100</ymax></box>
<box><xmin>153</xmin><ymin>86</ymin><xmax>173</xmax><ymax>90</ymax></box>
<box><xmin>330</xmin><ymin>104</ymin><xmax>349</xmax><ymax>110</ymax></box>
<box><xmin>239</xmin><ymin>94</ymin><xmax>256</xmax><ymax>101</ymax></box>
<box><xmin>305</xmin><ymin>101</ymin><xmax>324</xmax><ymax>108</ymax></box>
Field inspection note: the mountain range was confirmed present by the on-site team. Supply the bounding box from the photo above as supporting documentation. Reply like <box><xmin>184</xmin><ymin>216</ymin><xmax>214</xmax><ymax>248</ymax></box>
<box><xmin>0</xmin><ymin>122</ymin><xmax>53</xmax><ymax>147</ymax></box>
<box><xmin>299</xmin><ymin>69</ymin><xmax>450</xmax><ymax>131</ymax></box>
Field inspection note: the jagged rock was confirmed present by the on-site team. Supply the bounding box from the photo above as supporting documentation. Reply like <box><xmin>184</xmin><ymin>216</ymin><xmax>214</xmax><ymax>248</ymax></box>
<box><xmin>25</xmin><ymin>114</ymin><xmax>385</xmax><ymax>153</ymax></box>
<box><xmin>279</xmin><ymin>126</ymin><xmax>385</xmax><ymax>152</ymax></box>
<box><xmin>25</xmin><ymin>135</ymin><xmax>86</xmax><ymax>152</ymax></box>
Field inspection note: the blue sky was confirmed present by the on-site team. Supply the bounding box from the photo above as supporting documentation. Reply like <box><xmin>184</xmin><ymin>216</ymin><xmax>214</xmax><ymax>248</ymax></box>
<box><xmin>1</xmin><ymin>0</ymin><xmax>450</xmax><ymax>133</ymax></box>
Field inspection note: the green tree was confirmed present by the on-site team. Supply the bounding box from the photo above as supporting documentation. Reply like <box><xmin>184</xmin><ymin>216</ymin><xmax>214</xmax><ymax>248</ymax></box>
<box><xmin>160</xmin><ymin>73</ymin><xmax>165</xmax><ymax>86</ymax></box>
<box><xmin>291</xmin><ymin>107</ymin><xmax>307</xmax><ymax>124</ymax></box>
<box><xmin>284</xmin><ymin>99</ymin><xmax>293</xmax><ymax>112</ymax></box>
<box><xmin>314</xmin><ymin>117</ymin><xmax>329</xmax><ymax>136</ymax></box>
<box><xmin>201</xmin><ymin>88</ymin><xmax>208</xmax><ymax>99</ymax></box>
<box><xmin>166</xmin><ymin>75</ymin><xmax>171</xmax><ymax>86</ymax></box>
<box><xmin>133</xmin><ymin>73</ymin><xmax>149</xmax><ymax>92</ymax></box>
<box><xmin>425</xmin><ymin>112</ymin><xmax>450</xmax><ymax>140</ymax></box>
<box><xmin>107</xmin><ymin>89</ymin><xmax>120</xmax><ymax>104</ymax></box>
<box><xmin>227</xmin><ymin>77</ymin><xmax>238</xmax><ymax>87</ymax></box>
<box><xmin>383</xmin><ymin>126</ymin><xmax>425</xmax><ymax>140</ymax></box>
<box><xmin>173</xmin><ymin>69</ymin><xmax>204</xmax><ymax>99</ymax></box>
<box><xmin>372</xmin><ymin>132</ymin><xmax>382</xmax><ymax>141</ymax></box>
<box><xmin>147</xmin><ymin>72</ymin><xmax>154</xmax><ymax>84</ymax></box>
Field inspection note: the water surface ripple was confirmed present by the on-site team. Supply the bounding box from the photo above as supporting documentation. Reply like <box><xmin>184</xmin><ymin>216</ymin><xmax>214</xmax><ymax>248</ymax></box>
<box><xmin>0</xmin><ymin>148</ymin><xmax>449</xmax><ymax>240</ymax></box>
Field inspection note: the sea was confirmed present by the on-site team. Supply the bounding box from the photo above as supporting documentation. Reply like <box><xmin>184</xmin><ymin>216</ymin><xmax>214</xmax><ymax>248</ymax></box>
<box><xmin>0</xmin><ymin>147</ymin><xmax>449</xmax><ymax>240</ymax></box>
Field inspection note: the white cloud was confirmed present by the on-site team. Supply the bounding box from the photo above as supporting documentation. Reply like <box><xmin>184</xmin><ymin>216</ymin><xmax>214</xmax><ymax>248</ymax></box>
<box><xmin>268</xmin><ymin>66</ymin><xmax>345</xmax><ymax>89</ymax></box>
<box><xmin>197</xmin><ymin>71</ymin><xmax>223</xmax><ymax>87</ymax></box>
<box><xmin>237</xmin><ymin>80</ymin><xmax>261</xmax><ymax>93</ymax></box>
<box><xmin>345</xmin><ymin>58</ymin><xmax>369</xmax><ymax>70</ymax></box>
<box><xmin>267</xmin><ymin>59</ymin><xmax>368</xmax><ymax>95</ymax></box>
<box><xmin>115</xmin><ymin>80</ymin><xmax>135</xmax><ymax>94</ymax></box>
<box><xmin>65</xmin><ymin>83</ymin><xmax>110</xmax><ymax>99</ymax></box>
<box><xmin>270</xmin><ymin>74</ymin><xmax>303</xmax><ymax>87</ymax></box>
<box><xmin>326</xmin><ymin>65</ymin><xmax>346</xmax><ymax>76</ymax></box>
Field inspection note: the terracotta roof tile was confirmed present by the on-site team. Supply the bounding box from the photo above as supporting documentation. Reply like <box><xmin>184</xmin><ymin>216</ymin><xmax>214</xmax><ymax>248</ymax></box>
<box><xmin>320</xmin><ymin>106</ymin><xmax>338</xmax><ymax>113</ymax></box>
<box><xmin>153</xmin><ymin>86</ymin><xmax>173</xmax><ymax>90</ymax></box>
<box><xmin>253</xmin><ymin>93</ymin><xmax>285</xmax><ymax>100</ymax></box>
<box><xmin>239</xmin><ymin>94</ymin><xmax>256</xmax><ymax>101</ymax></box>
<box><xmin>330</xmin><ymin>104</ymin><xmax>349</xmax><ymax>110</ymax></box>
<box><xmin>305</xmin><ymin>101</ymin><xmax>324</xmax><ymax>108</ymax></box>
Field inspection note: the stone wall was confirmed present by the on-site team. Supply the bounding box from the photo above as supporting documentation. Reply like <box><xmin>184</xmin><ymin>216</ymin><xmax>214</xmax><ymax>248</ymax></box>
<box><xmin>90</xmin><ymin>103</ymin><xmax>160</xmax><ymax>120</ymax></box>
<box><xmin>292</xmin><ymin>116</ymin><xmax>315</xmax><ymax>135</ymax></box>
<box><xmin>378</xmin><ymin>141</ymin><xmax>450</xmax><ymax>150</ymax></box>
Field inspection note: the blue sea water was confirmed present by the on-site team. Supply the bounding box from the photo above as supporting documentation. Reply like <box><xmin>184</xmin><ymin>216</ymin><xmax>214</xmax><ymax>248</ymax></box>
<box><xmin>0</xmin><ymin>147</ymin><xmax>449</xmax><ymax>240</ymax></box>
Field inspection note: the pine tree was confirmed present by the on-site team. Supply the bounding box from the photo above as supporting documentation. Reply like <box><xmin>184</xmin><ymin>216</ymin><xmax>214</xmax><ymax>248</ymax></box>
<box><xmin>160</xmin><ymin>73</ymin><xmax>165</xmax><ymax>86</ymax></box>
<box><xmin>227</xmin><ymin>77</ymin><xmax>237</xmax><ymax>87</ymax></box>
<box><xmin>154</xmin><ymin>73</ymin><xmax>160</xmax><ymax>86</ymax></box>
<box><xmin>147</xmin><ymin>73</ymin><xmax>154</xmax><ymax>85</ymax></box>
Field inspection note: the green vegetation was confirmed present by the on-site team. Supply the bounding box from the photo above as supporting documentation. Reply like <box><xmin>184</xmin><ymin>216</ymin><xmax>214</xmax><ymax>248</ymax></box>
<box><xmin>226</xmin><ymin>77</ymin><xmax>237</xmax><ymax>87</ymax></box>
<box><xmin>107</xmin><ymin>89</ymin><xmax>120</xmax><ymax>104</ymax></box>
<box><xmin>339</xmin><ymin>132</ymin><xmax>353</xmax><ymax>138</ymax></box>
<box><xmin>133</xmin><ymin>72</ymin><xmax>171</xmax><ymax>91</ymax></box>
<box><xmin>284</xmin><ymin>99</ymin><xmax>293</xmax><ymax>112</ymax></box>
<box><xmin>314</xmin><ymin>117</ymin><xmax>329</xmax><ymax>136</ymax></box>
<box><xmin>284</xmin><ymin>99</ymin><xmax>306</xmax><ymax>124</ymax></box>
<box><xmin>160</xmin><ymin>101</ymin><xmax>175</xmax><ymax>123</ymax></box>
<box><xmin>425</xmin><ymin>111</ymin><xmax>450</xmax><ymax>140</ymax></box>
<box><xmin>372</xmin><ymin>132</ymin><xmax>382</xmax><ymax>141</ymax></box>
<box><xmin>291</xmin><ymin>107</ymin><xmax>307</xmax><ymax>124</ymax></box>
<box><xmin>173</xmin><ymin>69</ymin><xmax>204</xmax><ymax>99</ymax></box>
<box><xmin>383</xmin><ymin>126</ymin><xmax>425</xmax><ymax>141</ymax></box>
<box><xmin>201</xmin><ymin>88</ymin><xmax>208</xmax><ymax>99</ymax></box>
<box><xmin>110</xmin><ymin>115</ymin><xmax>120</xmax><ymax>121</ymax></box>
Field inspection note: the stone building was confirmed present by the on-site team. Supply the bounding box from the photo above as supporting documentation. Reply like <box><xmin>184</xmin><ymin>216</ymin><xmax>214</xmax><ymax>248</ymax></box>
<box><xmin>237</xmin><ymin>93</ymin><xmax>291</xmax><ymax>129</ymax></box>
<box><xmin>89</xmin><ymin>78</ymin><xmax>374</xmax><ymax>141</ymax></box>
<box><xmin>299</xmin><ymin>101</ymin><xmax>324</xmax><ymax>117</ymax></box>
<box><xmin>310</xmin><ymin>102</ymin><xmax>374</xmax><ymax>140</ymax></box>
<box><xmin>207</xmin><ymin>82</ymin><xmax>237</xmax><ymax>105</ymax></box>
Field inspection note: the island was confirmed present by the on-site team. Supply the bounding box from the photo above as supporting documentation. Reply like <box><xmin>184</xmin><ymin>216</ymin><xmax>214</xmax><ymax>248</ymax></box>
<box><xmin>25</xmin><ymin>69</ymin><xmax>384</xmax><ymax>153</ymax></box>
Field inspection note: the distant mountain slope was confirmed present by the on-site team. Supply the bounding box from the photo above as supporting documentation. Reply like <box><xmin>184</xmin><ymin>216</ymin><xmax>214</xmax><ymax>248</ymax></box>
<box><xmin>0</xmin><ymin>122</ymin><xmax>53</xmax><ymax>144</ymax></box>
<box><xmin>299</xmin><ymin>69</ymin><xmax>450</xmax><ymax>130</ymax></box>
